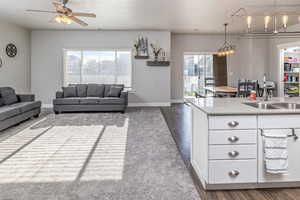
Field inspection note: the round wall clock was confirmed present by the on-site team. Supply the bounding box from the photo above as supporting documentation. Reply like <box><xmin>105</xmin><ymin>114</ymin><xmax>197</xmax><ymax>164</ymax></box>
<box><xmin>6</xmin><ymin>43</ymin><xmax>17</xmax><ymax>57</ymax></box>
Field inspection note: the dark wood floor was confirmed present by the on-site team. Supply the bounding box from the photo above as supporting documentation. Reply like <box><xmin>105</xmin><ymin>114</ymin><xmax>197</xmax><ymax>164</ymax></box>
<box><xmin>161</xmin><ymin>103</ymin><xmax>300</xmax><ymax>200</ymax></box>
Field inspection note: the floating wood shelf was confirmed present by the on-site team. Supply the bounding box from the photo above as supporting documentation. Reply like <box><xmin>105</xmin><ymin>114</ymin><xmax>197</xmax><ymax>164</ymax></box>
<box><xmin>147</xmin><ymin>61</ymin><xmax>170</xmax><ymax>67</ymax></box>
<box><xmin>134</xmin><ymin>55</ymin><xmax>149</xmax><ymax>59</ymax></box>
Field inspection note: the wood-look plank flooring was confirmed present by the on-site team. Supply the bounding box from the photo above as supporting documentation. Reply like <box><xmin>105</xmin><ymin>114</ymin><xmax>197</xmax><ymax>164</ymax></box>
<box><xmin>161</xmin><ymin>103</ymin><xmax>300</xmax><ymax>200</ymax></box>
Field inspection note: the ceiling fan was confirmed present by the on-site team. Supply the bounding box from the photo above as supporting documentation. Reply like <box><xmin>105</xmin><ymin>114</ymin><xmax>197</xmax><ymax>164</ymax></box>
<box><xmin>26</xmin><ymin>0</ymin><xmax>96</xmax><ymax>26</ymax></box>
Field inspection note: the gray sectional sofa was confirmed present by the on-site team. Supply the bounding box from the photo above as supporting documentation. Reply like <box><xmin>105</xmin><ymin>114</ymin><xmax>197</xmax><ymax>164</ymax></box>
<box><xmin>53</xmin><ymin>84</ymin><xmax>128</xmax><ymax>114</ymax></box>
<box><xmin>0</xmin><ymin>87</ymin><xmax>41</xmax><ymax>131</ymax></box>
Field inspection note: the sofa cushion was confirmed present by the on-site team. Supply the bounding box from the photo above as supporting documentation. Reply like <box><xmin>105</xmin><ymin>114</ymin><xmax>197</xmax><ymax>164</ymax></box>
<box><xmin>62</xmin><ymin>87</ymin><xmax>76</xmax><ymax>98</ymax></box>
<box><xmin>99</xmin><ymin>97</ymin><xmax>125</xmax><ymax>105</ymax></box>
<box><xmin>13</xmin><ymin>102</ymin><xmax>42</xmax><ymax>113</ymax></box>
<box><xmin>104</xmin><ymin>84</ymin><xmax>124</xmax><ymax>97</ymax></box>
<box><xmin>108</xmin><ymin>86</ymin><xmax>123</xmax><ymax>97</ymax></box>
<box><xmin>87</xmin><ymin>84</ymin><xmax>105</xmax><ymax>97</ymax></box>
<box><xmin>0</xmin><ymin>105</ymin><xmax>20</xmax><ymax>121</ymax></box>
<box><xmin>0</xmin><ymin>87</ymin><xmax>18</xmax><ymax>105</ymax></box>
<box><xmin>80</xmin><ymin>97</ymin><xmax>101</xmax><ymax>105</ymax></box>
<box><xmin>76</xmin><ymin>84</ymin><xmax>88</xmax><ymax>97</ymax></box>
<box><xmin>53</xmin><ymin>98</ymin><xmax>81</xmax><ymax>105</ymax></box>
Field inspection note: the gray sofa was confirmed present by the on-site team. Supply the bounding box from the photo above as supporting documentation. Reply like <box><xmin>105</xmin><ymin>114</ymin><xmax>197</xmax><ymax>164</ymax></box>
<box><xmin>0</xmin><ymin>87</ymin><xmax>41</xmax><ymax>131</ymax></box>
<box><xmin>53</xmin><ymin>84</ymin><xmax>128</xmax><ymax>114</ymax></box>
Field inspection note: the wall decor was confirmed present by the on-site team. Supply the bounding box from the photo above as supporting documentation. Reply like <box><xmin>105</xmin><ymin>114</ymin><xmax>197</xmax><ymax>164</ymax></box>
<box><xmin>150</xmin><ymin>43</ymin><xmax>162</xmax><ymax>61</ymax></box>
<box><xmin>134</xmin><ymin>37</ymin><xmax>149</xmax><ymax>59</ymax></box>
<box><xmin>146</xmin><ymin>43</ymin><xmax>170</xmax><ymax>67</ymax></box>
<box><xmin>6</xmin><ymin>43</ymin><xmax>17</xmax><ymax>58</ymax></box>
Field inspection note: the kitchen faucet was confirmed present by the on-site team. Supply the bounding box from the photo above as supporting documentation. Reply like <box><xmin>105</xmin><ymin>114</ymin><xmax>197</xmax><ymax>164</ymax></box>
<box><xmin>263</xmin><ymin>74</ymin><xmax>269</xmax><ymax>101</ymax></box>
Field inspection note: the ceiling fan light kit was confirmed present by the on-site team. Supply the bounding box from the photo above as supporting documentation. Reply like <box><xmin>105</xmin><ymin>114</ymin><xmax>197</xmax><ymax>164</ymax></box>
<box><xmin>26</xmin><ymin>0</ymin><xmax>96</xmax><ymax>27</ymax></box>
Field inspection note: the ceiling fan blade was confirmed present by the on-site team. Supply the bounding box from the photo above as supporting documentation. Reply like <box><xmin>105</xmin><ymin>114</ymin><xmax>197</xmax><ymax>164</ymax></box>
<box><xmin>69</xmin><ymin>16</ymin><xmax>88</xmax><ymax>26</ymax></box>
<box><xmin>26</xmin><ymin>9</ymin><xmax>58</xmax><ymax>14</ymax></box>
<box><xmin>72</xmin><ymin>12</ymin><xmax>96</xmax><ymax>18</ymax></box>
<box><xmin>53</xmin><ymin>2</ymin><xmax>66</xmax><ymax>13</ymax></box>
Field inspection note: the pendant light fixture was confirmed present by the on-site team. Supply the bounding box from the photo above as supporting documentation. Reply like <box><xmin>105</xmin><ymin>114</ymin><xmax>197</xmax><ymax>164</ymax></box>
<box><xmin>231</xmin><ymin>1</ymin><xmax>300</xmax><ymax>35</ymax></box>
<box><xmin>218</xmin><ymin>23</ymin><xmax>235</xmax><ymax>57</ymax></box>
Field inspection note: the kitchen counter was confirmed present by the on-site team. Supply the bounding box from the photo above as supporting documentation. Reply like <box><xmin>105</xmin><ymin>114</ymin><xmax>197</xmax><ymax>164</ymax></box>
<box><xmin>189</xmin><ymin>97</ymin><xmax>300</xmax><ymax>190</ymax></box>
<box><xmin>187</xmin><ymin>97</ymin><xmax>300</xmax><ymax>115</ymax></box>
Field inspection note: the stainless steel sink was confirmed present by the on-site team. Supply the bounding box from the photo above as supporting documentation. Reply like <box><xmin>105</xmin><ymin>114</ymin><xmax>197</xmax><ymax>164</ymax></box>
<box><xmin>271</xmin><ymin>103</ymin><xmax>300</xmax><ymax>109</ymax></box>
<box><xmin>243</xmin><ymin>102</ymin><xmax>300</xmax><ymax>110</ymax></box>
<box><xmin>243</xmin><ymin>102</ymin><xmax>278</xmax><ymax>110</ymax></box>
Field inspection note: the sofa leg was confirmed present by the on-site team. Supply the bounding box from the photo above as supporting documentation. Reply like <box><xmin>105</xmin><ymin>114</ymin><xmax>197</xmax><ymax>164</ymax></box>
<box><xmin>34</xmin><ymin>114</ymin><xmax>39</xmax><ymax>118</ymax></box>
<box><xmin>54</xmin><ymin>111</ymin><xmax>59</xmax><ymax>115</ymax></box>
<box><xmin>121</xmin><ymin>111</ymin><xmax>125</xmax><ymax>114</ymax></box>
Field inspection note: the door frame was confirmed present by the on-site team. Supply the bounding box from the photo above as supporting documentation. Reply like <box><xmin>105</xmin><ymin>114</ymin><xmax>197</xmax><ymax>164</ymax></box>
<box><xmin>277</xmin><ymin>41</ymin><xmax>300</xmax><ymax>97</ymax></box>
<box><xmin>182</xmin><ymin>52</ymin><xmax>217</xmax><ymax>99</ymax></box>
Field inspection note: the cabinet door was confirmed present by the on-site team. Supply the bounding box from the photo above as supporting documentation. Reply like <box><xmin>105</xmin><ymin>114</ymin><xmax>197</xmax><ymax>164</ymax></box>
<box><xmin>258</xmin><ymin>129</ymin><xmax>300</xmax><ymax>182</ymax></box>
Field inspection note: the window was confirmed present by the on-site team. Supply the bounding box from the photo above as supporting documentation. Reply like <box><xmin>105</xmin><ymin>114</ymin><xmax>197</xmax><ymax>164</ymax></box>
<box><xmin>183</xmin><ymin>54</ymin><xmax>213</xmax><ymax>97</ymax></box>
<box><xmin>64</xmin><ymin>49</ymin><xmax>132</xmax><ymax>87</ymax></box>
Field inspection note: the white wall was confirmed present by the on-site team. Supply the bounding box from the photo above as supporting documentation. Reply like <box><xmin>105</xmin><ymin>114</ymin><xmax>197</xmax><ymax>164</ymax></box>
<box><xmin>0</xmin><ymin>20</ymin><xmax>31</xmax><ymax>93</ymax></box>
<box><xmin>31</xmin><ymin>30</ymin><xmax>171</xmax><ymax>106</ymax></box>
<box><xmin>171</xmin><ymin>34</ymin><xmax>240</xmax><ymax>101</ymax></box>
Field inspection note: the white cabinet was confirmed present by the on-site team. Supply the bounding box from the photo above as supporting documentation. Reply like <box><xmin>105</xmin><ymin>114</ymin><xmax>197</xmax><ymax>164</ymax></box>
<box><xmin>209</xmin><ymin>160</ymin><xmax>257</xmax><ymax>184</ymax></box>
<box><xmin>191</xmin><ymin>108</ymin><xmax>300</xmax><ymax>190</ymax></box>
<box><xmin>258</xmin><ymin>115</ymin><xmax>300</xmax><ymax>183</ymax></box>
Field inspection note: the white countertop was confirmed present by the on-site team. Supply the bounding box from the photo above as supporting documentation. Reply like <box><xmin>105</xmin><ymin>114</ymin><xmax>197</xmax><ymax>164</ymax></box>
<box><xmin>187</xmin><ymin>97</ymin><xmax>300</xmax><ymax>115</ymax></box>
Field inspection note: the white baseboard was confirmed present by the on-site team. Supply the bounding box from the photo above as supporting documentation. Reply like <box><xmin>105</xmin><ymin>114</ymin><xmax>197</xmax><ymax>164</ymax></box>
<box><xmin>171</xmin><ymin>99</ymin><xmax>184</xmax><ymax>103</ymax></box>
<box><xmin>43</xmin><ymin>102</ymin><xmax>171</xmax><ymax>108</ymax></box>
<box><xmin>128</xmin><ymin>102</ymin><xmax>171</xmax><ymax>107</ymax></box>
<box><xmin>42</xmin><ymin>104</ymin><xmax>53</xmax><ymax>108</ymax></box>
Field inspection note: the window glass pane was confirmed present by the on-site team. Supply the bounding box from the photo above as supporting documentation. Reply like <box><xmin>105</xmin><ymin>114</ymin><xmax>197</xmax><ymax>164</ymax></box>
<box><xmin>65</xmin><ymin>50</ymin><xmax>132</xmax><ymax>87</ymax></box>
<box><xmin>65</xmin><ymin>51</ymin><xmax>81</xmax><ymax>85</ymax></box>
<box><xmin>117</xmin><ymin>51</ymin><xmax>132</xmax><ymax>87</ymax></box>
<box><xmin>82</xmin><ymin>51</ymin><xmax>116</xmax><ymax>84</ymax></box>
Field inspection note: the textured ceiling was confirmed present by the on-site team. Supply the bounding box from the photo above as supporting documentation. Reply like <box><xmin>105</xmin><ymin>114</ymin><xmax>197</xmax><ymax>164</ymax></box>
<box><xmin>0</xmin><ymin>0</ymin><xmax>300</xmax><ymax>33</ymax></box>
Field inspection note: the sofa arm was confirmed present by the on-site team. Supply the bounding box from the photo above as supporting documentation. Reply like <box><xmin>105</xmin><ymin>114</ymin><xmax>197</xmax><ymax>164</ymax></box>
<box><xmin>120</xmin><ymin>91</ymin><xmax>128</xmax><ymax>106</ymax></box>
<box><xmin>56</xmin><ymin>91</ymin><xmax>64</xmax><ymax>98</ymax></box>
<box><xmin>17</xmin><ymin>94</ymin><xmax>35</xmax><ymax>102</ymax></box>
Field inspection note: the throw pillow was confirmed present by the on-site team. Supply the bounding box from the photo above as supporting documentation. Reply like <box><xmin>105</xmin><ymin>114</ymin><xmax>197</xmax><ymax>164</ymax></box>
<box><xmin>62</xmin><ymin>87</ymin><xmax>76</xmax><ymax>98</ymax></box>
<box><xmin>76</xmin><ymin>84</ymin><xmax>87</xmax><ymax>97</ymax></box>
<box><xmin>104</xmin><ymin>84</ymin><xmax>124</xmax><ymax>97</ymax></box>
<box><xmin>0</xmin><ymin>88</ymin><xmax>18</xmax><ymax>105</ymax></box>
<box><xmin>108</xmin><ymin>86</ymin><xmax>123</xmax><ymax>97</ymax></box>
<box><xmin>87</xmin><ymin>84</ymin><xmax>105</xmax><ymax>97</ymax></box>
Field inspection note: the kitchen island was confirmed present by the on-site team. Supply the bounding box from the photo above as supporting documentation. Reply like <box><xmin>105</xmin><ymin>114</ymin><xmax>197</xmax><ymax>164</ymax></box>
<box><xmin>188</xmin><ymin>97</ymin><xmax>300</xmax><ymax>190</ymax></box>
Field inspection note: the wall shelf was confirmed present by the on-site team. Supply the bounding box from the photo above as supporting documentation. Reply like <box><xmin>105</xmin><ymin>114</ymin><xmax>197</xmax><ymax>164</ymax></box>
<box><xmin>134</xmin><ymin>55</ymin><xmax>149</xmax><ymax>59</ymax></box>
<box><xmin>147</xmin><ymin>61</ymin><xmax>170</xmax><ymax>67</ymax></box>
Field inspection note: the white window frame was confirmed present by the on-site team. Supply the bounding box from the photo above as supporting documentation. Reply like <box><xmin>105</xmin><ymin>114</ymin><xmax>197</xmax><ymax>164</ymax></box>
<box><xmin>63</xmin><ymin>48</ymin><xmax>133</xmax><ymax>88</ymax></box>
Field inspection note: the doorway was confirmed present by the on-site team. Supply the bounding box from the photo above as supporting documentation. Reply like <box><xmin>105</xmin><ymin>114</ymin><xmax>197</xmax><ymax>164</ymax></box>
<box><xmin>183</xmin><ymin>53</ymin><xmax>227</xmax><ymax>98</ymax></box>
<box><xmin>183</xmin><ymin>54</ymin><xmax>213</xmax><ymax>98</ymax></box>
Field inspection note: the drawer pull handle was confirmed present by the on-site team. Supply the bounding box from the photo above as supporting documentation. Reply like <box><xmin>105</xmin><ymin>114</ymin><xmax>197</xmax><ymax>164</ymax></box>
<box><xmin>228</xmin><ymin>136</ymin><xmax>239</xmax><ymax>142</ymax></box>
<box><xmin>228</xmin><ymin>151</ymin><xmax>239</xmax><ymax>157</ymax></box>
<box><xmin>228</xmin><ymin>121</ymin><xmax>239</xmax><ymax>128</ymax></box>
<box><xmin>228</xmin><ymin>170</ymin><xmax>240</xmax><ymax>177</ymax></box>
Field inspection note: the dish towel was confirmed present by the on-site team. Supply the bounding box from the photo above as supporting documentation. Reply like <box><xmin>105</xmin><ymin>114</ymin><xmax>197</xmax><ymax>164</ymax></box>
<box><xmin>263</xmin><ymin>130</ymin><xmax>288</xmax><ymax>174</ymax></box>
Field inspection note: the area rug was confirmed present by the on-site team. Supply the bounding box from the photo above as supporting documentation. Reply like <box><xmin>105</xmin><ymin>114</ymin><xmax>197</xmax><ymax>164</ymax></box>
<box><xmin>0</xmin><ymin>108</ymin><xmax>200</xmax><ymax>200</ymax></box>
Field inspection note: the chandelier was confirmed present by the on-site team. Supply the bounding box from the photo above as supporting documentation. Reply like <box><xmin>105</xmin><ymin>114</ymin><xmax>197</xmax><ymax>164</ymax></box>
<box><xmin>231</xmin><ymin>4</ymin><xmax>300</xmax><ymax>34</ymax></box>
<box><xmin>217</xmin><ymin>23</ymin><xmax>235</xmax><ymax>57</ymax></box>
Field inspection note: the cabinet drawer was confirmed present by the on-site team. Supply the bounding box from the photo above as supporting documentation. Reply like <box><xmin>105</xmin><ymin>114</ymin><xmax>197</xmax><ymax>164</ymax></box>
<box><xmin>209</xmin><ymin>115</ymin><xmax>257</xmax><ymax>130</ymax></box>
<box><xmin>209</xmin><ymin>160</ymin><xmax>257</xmax><ymax>184</ymax></box>
<box><xmin>258</xmin><ymin>115</ymin><xmax>300</xmax><ymax>129</ymax></box>
<box><xmin>209</xmin><ymin>130</ymin><xmax>257</xmax><ymax>145</ymax></box>
<box><xmin>209</xmin><ymin>145</ymin><xmax>257</xmax><ymax>160</ymax></box>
